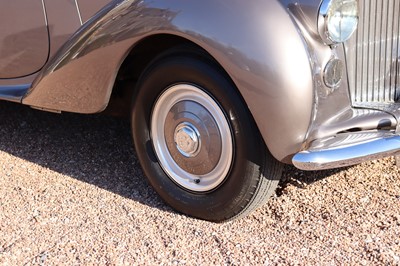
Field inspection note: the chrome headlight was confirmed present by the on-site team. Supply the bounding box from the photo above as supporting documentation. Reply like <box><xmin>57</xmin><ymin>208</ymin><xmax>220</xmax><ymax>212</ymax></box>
<box><xmin>318</xmin><ymin>0</ymin><xmax>359</xmax><ymax>44</ymax></box>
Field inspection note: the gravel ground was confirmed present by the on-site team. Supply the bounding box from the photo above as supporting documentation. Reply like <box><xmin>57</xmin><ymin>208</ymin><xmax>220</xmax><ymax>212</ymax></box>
<box><xmin>0</xmin><ymin>101</ymin><xmax>399</xmax><ymax>265</ymax></box>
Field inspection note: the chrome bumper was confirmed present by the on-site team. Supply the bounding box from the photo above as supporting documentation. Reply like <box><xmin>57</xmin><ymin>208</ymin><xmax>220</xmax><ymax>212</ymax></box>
<box><xmin>293</xmin><ymin>132</ymin><xmax>400</xmax><ymax>170</ymax></box>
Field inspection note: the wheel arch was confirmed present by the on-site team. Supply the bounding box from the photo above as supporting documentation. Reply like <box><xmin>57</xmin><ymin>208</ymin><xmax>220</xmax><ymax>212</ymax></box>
<box><xmin>114</xmin><ymin>34</ymin><xmax>247</xmax><ymax>115</ymax></box>
<box><xmin>23</xmin><ymin>0</ymin><xmax>314</xmax><ymax>162</ymax></box>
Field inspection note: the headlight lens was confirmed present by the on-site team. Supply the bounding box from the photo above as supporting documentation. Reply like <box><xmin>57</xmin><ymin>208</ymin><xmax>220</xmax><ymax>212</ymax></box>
<box><xmin>319</xmin><ymin>0</ymin><xmax>359</xmax><ymax>44</ymax></box>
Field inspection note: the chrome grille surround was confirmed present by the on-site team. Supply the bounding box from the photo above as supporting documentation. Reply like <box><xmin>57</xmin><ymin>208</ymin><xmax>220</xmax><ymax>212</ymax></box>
<box><xmin>345</xmin><ymin>0</ymin><xmax>400</xmax><ymax>107</ymax></box>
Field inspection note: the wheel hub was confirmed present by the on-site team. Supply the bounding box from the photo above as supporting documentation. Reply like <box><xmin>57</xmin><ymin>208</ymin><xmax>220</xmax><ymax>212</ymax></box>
<box><xmin>174</xmin><ymin>122</ymin><xmax>201</xmax><ymax>158</ymax></box>
<box><xmin>164</xmin><ymin>100</ymin><xmax>222</xmax><ymax>175</ymax></box>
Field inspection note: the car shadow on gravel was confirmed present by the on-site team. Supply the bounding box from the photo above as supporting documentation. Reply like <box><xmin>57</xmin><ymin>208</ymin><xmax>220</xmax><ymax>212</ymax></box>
<box><xmin>0</xmin><ymin>101</ymin><xmax>173</xmax><ymax>213</ymax></box>
<box><xmin>276</xmin><ymin>164</ymin><xmax>351</xmax><ymax>196</ymax></box>
<box><xmin>0</xmin><ymin>101</ymin><xmax>348</xmax><ymax>211</ymax></box>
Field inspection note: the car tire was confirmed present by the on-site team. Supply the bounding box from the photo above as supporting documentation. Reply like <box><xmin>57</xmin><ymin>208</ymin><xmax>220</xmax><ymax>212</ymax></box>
<box><xmin>131</xmin><ymin>48</ymin><xmax>283</xmax><ymax>222</ymax></box>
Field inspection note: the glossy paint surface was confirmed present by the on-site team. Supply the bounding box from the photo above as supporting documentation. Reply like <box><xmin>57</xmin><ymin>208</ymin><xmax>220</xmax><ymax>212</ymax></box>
<box><xmin>77</xmin><ymin>0</ymin><xmax>111</xmax><ymax>23</ymax></box>
<box><xmin>43</xmin><ymin>0</ymin><xmax>82</xmax><ymax>57</ymax></box>
<box><xmin>22</xmin><ymin>0</ymin><xmax>314</xmax><ymax>161</ymax></box>
<box><xmin>0</xmin><ymin>0</ymin><xmax>109</xmax><ymax>81</ymax></box>
<box><xmin>0</xmin><ymin>1</ymin><xmax>49</xmax><ymax>78</ymax></box>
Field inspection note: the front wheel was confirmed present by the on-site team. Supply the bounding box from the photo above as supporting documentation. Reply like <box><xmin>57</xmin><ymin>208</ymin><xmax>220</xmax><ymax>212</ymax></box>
<box><xmin>131</xmin><ymin>49</ymin><xmax>283</xmax><ymax>222</ymax></box>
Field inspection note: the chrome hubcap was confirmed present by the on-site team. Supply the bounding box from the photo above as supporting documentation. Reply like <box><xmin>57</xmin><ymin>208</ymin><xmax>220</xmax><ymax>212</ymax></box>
<box><xmin>151</xmin><ymin>84</ymin><xmax>233</xmax><ymax>192</ymax></box>
<box><xmin>174</xmin><ymin>122</ymin><xmax>201</xmax><ymax>158</ymax></box>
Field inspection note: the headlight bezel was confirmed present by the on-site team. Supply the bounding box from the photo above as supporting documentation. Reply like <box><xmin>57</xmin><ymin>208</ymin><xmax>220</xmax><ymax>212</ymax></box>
<box><xmin>318</xmin><ymin>0</ymin><xmax>359</xmax><ymax>45</ymax></box>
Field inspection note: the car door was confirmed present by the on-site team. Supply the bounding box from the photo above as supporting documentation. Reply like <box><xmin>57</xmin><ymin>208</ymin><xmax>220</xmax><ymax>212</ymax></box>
<box><xmin>0</xmin><ymin>1</ymin><xmax>49</xmax><ymax>79</ymax></box>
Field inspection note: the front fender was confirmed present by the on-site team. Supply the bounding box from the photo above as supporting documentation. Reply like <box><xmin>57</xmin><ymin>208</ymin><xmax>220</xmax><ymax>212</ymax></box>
<box><xmin>23</xmin><ymin>0</ymin><xmax>313</xmax><ymax>162</ymax></box>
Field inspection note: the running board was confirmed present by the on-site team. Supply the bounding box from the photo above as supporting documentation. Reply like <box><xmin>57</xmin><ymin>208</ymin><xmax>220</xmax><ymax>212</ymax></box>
<box><xmin>0</xmin><ymin>84</ymin><xmax>30</xmax><ymax>103</ymax></box>
<box><xmin>293</xmin><ymin>131</ymin><xmax>400</xmax><ymax>170</ymax></box>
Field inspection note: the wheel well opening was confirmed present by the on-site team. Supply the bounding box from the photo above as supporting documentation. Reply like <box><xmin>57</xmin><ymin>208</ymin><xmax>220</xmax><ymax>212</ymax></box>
<box><xmin>102</xmin><ymin>34</ymin><xmax>266</xmax><ymax>163</ymax></box>
<box><xmin>102</xmin><ymin>34</ymin><xmax>210</xmax><ymax>117</ymax></box>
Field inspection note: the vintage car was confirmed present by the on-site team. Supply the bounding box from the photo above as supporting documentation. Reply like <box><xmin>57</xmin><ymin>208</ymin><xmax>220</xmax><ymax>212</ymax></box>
<box><xmin>0</xmin><ymin>0</ymin><xmax>396</xmax><ymax>222</ymax></box>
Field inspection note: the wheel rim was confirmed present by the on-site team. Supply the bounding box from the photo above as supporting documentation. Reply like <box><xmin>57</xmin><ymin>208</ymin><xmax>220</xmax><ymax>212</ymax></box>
<box><xmin>151</xmin><ymin>84</ymin><xmax>233</xmax><ymax>192</ymax></box>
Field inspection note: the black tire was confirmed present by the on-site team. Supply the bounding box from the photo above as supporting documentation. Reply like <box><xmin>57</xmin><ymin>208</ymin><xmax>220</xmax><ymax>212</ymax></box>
<box><xmin>131</xmin><ymin>48</ymin><xmax>283</xmax><ymax>222</ymax></box>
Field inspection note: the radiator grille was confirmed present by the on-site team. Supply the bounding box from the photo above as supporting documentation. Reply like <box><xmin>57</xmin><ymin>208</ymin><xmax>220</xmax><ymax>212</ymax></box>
<box><xmin>345</xmin><ymin>0</ymin><xmax>400</xmax><ymax>105</ymax></box>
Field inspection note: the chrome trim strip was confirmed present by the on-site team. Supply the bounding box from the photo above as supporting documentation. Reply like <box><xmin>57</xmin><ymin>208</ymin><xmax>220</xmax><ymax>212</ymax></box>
<box><xmin>293</xmin><ymin>134</ymin><xmax>400</xmax><ymax>170</ymax></box>
<box><xmin>74</xmin><ymin>0</ymin><xmax>83</xmax><ymax>25</ymax></box>
<box><xmin>41</xmin><ymin>0</ymin><xmax>48</xmax><ymax>26</ymax></box>
<box><xmin>317</xmin><ymin>0</ymin><xmax>334</xmax><ymax>45</ymax></box>
<box><xmin>0</xmin><ymin>84</ymin><xmax>30</xmax><ymax>103</ymax></box>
